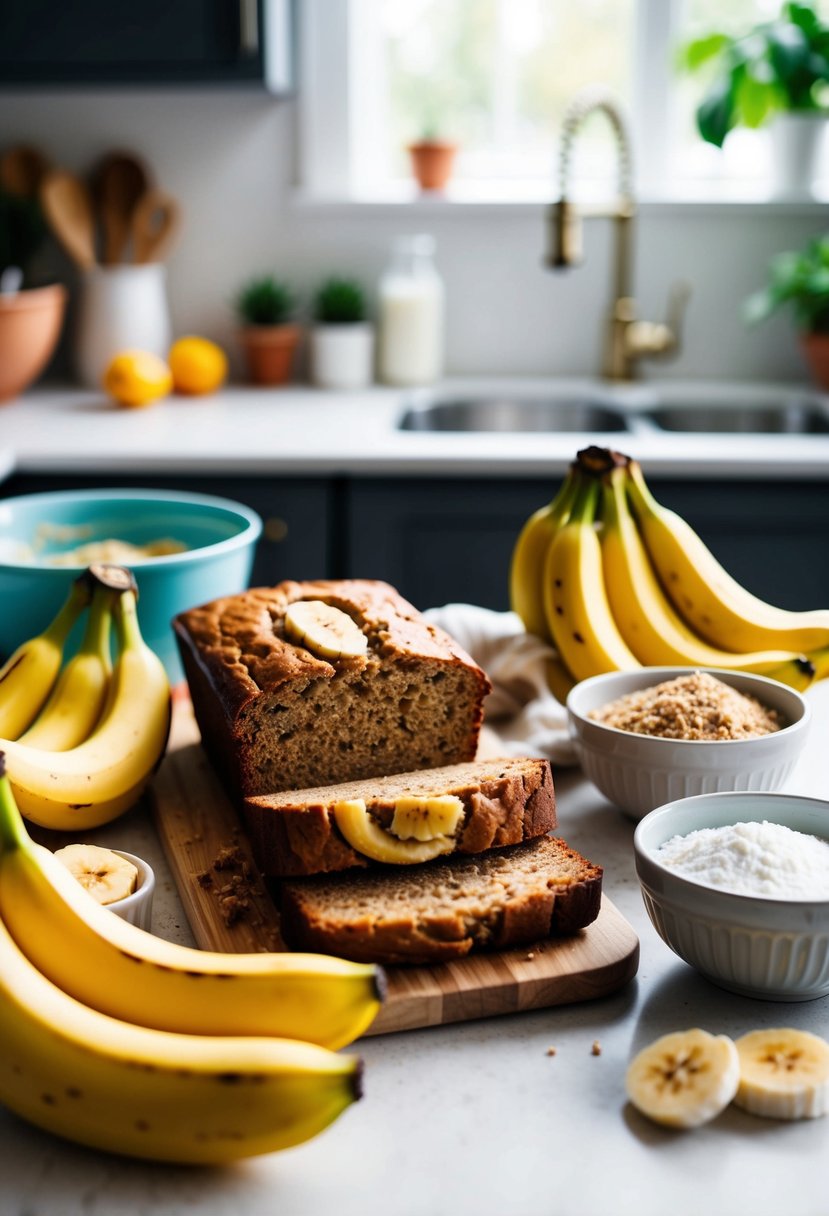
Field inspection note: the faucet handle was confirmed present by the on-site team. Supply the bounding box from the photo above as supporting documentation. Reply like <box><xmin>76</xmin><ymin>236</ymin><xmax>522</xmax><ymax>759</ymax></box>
<box><xmin>664</xmin><ymin>280</ymin><xmax>691</xmax><ymax>349</ymax></box>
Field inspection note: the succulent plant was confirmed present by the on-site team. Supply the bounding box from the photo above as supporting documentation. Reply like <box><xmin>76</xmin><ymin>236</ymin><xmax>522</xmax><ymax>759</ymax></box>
<box><xmin>235</xmin><ymin>276</ymin><xmax>296</xmax><ymax>326</ymax></box>
<box><xmin>314</xmin><ymin>277</ymin><xmax>367</xmax><ymax>325</ymax></box>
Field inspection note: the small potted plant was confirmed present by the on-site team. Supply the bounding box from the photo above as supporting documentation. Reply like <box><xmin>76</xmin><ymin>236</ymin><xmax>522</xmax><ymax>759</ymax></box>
<box><xmin>235</xmin><ymin>275</ymin><xmax>300</xmax><ymax>386</ymax></box>
<box><xmin>407</xmin><ymin>127</ymin><xmax>458</xmax><ymax>192</ymax></box>
<box><xmin>744</xmin><ymin>232</ymin><xmax>829</xmax><ymax>388</ymax></box>
<box><xmin>310</xmin><ymin>277</ymin><xmax>373</xmax><ymax>390</ymax></box>
<box><xmin>679</xmin><ymin>2</ymin><xmax>829</xmax><ymax>196</ymax></box>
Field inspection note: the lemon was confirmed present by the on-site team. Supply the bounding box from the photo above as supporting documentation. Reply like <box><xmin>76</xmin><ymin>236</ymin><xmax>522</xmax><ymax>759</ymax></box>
<box><xmin>103</xmin><ymin>351</ymin><xmax>173</xmax><ymax>409</ymax></box>
<box><xmin>168</xmin><ymin>336</ymin><xmax>228</xmax><ymax>395</ymax></box>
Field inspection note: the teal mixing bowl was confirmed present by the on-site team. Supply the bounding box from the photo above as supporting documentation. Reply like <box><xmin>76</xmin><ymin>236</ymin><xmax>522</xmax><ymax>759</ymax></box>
<box><xmin>0</xmin><ymin>488</ymin><xmax>262</xmax><ymax>681</ymax></box>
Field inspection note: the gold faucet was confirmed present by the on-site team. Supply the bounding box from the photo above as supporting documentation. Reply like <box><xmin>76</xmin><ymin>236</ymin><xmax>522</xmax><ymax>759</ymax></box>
<box><xmin>547</xmin><ymin>86</ymin><xmax>689</xmax><ymax>382</ymax></box>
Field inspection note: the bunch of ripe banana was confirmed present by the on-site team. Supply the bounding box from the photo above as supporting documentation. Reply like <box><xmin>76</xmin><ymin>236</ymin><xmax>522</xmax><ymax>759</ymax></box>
<box><xmin>0</xmin><ymin>564</ymin><xmax>172</xmax><ymax>830</ymax></box>
<box><xmin>0</xmin><ymin>757</ymin><xmax>383</xmax><ymax>1162</ymax></box>
<box><xmin>510</xmin><ymin>446</ymin><xmax>829</xmax><ymax>703</ymax></box>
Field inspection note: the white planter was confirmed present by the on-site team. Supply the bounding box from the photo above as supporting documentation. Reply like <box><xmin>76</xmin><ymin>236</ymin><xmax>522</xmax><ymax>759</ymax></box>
<box><xmin>310</xmin><ymin>323</ymin><xmax>374</xmax><ymax>389</ymax></box>
<box><xmin>75</xmin><ymin>264</ymin><xmax>172</xmax><ymax>389</ymax></box>
<box><xmin>768</xmin><ymin>113</ymin><xmax>827</xmax><ymax>199</ymax></box>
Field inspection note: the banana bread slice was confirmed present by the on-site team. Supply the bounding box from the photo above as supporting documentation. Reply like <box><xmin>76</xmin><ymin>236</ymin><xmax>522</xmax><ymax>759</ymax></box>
<box><xmin>174</xmin><ymin>579</ymin><xmax>491</xmax><ymax>804</ymax></box>
<box><xmin>279</xmin><ymin>836</ymin><xmax>602</xmax><ymax>965</ymax></box>
<box><xmin>244</xmin><ymin>756</ymin><xmax>556</xmax><ymax>877</ymax></box>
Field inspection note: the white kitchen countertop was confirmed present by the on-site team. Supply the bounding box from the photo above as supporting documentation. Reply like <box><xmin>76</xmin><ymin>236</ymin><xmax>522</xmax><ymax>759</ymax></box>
<box><xmin>3</xmin><ymin>680</ymin><xmax>829</xmax><ymax>1216</ymax></box>
<box><xmin>2</xmin><ymin>377</ymin><xmax>829</xmax><ymax>479</ymax></box>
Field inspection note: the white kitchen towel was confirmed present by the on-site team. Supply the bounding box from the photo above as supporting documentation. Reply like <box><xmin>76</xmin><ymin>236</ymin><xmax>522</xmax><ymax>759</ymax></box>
<box><xmin>423</xmin><ymin>603</ymin><xmax>577</xmax><ymax>766</ymax></box>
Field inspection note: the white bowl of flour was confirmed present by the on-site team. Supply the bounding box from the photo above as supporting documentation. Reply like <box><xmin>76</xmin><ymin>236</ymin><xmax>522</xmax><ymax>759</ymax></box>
<box><xmin>635</xmin><ymin>791</ymin><xmax>829</xmax><ymax>1001</ymax></box>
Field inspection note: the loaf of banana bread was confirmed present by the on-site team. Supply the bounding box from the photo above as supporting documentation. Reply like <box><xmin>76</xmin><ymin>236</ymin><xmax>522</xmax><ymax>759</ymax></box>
<box><xmin>244</xmin><ymin>756</ymin><xmax>556</xmax><ymax>876</ymax></box>
<box><xmin>278</xmin><ymin>836</ymin><xmax>603</xmax><ymax>965</ymax></box>
<box><xmin>174</xmin><ymin>579</ymin><xmax>491</xmax><ymax>804</ymax></box>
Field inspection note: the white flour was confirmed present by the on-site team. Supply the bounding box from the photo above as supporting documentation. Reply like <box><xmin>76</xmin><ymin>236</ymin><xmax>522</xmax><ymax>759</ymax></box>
<box><xmin>656</xmin><ymin>820</ymin><xmax>829</xmax><ymax>899</ymax></box>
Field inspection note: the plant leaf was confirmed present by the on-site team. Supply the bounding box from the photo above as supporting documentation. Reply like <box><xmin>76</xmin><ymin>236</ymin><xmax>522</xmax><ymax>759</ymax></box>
<box><xmin>678</xmin><ymin>32</ymin><xmax>730</xmax><ymax>72</ymax></box>
<box><xmin>696</xmin><ymin>75</ymin><xmax>735</xmax><ymax>146</ymax></box>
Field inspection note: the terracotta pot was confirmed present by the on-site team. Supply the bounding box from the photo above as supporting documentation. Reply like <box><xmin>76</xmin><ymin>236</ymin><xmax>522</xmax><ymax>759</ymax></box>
<box><xmin>800</xmin><ymin>332</ymin><xmax>829</xmax><ymax>391</ymax></box>
<box><xmin>238</xmin><ymin>324</ymin><xmax>302</xmax><ymax>386</ymax></box>
<box><xmin>0</xmin><ymin>283</ymin><xmax>67</xmax><ymax>403</ymax></box>
<box><xmin>407</xmin><ymin>141</ymin><xmax>457</xmax><ymax>192</ymax></box>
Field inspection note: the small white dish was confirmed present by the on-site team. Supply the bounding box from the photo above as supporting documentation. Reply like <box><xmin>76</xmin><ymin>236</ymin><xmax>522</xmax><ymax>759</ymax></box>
<box><xmin>634</xmin><ymin>790</ymin><xmax>829</xmax><ymax>1001</ymax></box>
<box><xmin>566</xmin><ymin>667</ymin><xmax>811</xmax><ymax>821</ymax></box>
<box><xmin>107</xmin><ymin>849</ymin><xmax>155</xmax><ymax>930</ymax></box>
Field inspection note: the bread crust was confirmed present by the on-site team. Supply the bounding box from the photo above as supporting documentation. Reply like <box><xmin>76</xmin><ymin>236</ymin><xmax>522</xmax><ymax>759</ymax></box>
<box><xmin>244</xmin><ymin>757</ymin><xmax>556</xmax><ymax>877</ymax></box>
<box><xmin>279</xmin><ymin>837</ymin><xmax>603</xmax><ymax>965</ymax></box>
<box><xmin>173</xmin><ymin>579</ymin><xmax>492</xmax><ymax>803</ymax></box>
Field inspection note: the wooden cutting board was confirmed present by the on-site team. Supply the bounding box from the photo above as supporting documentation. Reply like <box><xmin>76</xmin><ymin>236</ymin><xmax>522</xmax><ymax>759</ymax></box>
<box><xmin>150</xmin><ymin>695</ymin><xmax>639</xmax><ymax>1036</ymax></box>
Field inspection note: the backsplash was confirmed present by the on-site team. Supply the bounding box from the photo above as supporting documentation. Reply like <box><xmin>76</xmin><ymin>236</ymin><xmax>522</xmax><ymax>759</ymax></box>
<box><xmin>1</xmin><ymin>88</ymin><xmax>824</xmax><ymax>383</ymax></box>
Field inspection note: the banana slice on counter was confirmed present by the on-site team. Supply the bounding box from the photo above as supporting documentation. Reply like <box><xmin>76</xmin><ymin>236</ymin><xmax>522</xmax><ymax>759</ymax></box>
<box><xmin>53</xmin><ymin>843</ymin><xmax>138</xmax><ymax>906</ymax></box>
<box><xmin>733</xmin><ymin>1028</ymin><xmax>829</xmax><ymax>1121</ymax></box>
<box><xmin>333</xmin><ymin>799</ymin><xmax>459</xmax><ymax>864</ymax></box>
<box><xmin>625</xmin><ymin>1028</ymin><xmax>740</xmax><ymax>1129</ymax></box>
<box><xmin>284</xmin><ymin>600</ymin><xmax>368</xmax><ymax>660</ymax></box>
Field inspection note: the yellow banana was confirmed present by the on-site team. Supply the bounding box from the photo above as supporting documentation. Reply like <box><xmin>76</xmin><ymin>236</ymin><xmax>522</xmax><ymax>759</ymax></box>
<box><xmin>509</xmin><ymin>464</ymin><xmax>580</xmax><ymax>641</ymax></box>
<box><xmin>19</xmin><ymin>576</ymin><xmax>115</xmax><ymax>751</ymax></box>
<box><xmin>1</xmin><ymin>585</ymin><xmax>171</xmax><ymax>831</ymax></box>
<box><xmin>0</xmin><ymin>905</ymin><xmax>361</xmax><ymax>1164</ymax></box>
<box><xmin>600</xmin><ymin>466</ymin><xmax>816</xmax><ymax>691</ymax></box>
<box><xmin>0</xmin><ymin>573</ymin><xmax>90</xmax><ymax>739</ymax></box>
<box><xmin>542</xmin><ymin>474</ymin><xmax>639</xmax><ymax>682</ymax></box>
<box><xmin>626</xmin><ymin>460</ymin><xmax>829</xmax><ymax>653</ymax></box>
<box><xmin>0</xmin><ymin>760</ymin><xmax>384</xmax><ymax>1050</ymax></box>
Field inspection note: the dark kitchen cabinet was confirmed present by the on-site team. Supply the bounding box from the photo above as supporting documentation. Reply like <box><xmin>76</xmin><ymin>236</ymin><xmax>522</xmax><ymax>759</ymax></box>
<box><xmin>343</xmin><ymin>476</ymin><xmax>829</xmax><ymax>613</ymax></box>
<box><xmin>0</xmin><ymin>0</ymin><xmax>293</xmax><ymax>90</ymax></box>
<box><xmin>3</xmin><ymin>470</ymin><xmax>827</xmax><ymax>616</ymax></box>
<box><xmin>0</xmin><ymin>473</ymin><xmax>332</xmax><ymax>587</ymax></box>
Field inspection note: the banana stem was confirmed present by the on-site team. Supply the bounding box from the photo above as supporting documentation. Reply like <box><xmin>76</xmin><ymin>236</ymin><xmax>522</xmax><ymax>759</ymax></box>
<box><xmin>113</xmin><ymin>590</ymin><xmax>144</xmax><ymax>656</ymax></box>
<box><xmin>570</xmin><ymin>472</ymin><xmax>600</xmax><ymax>526</ymax></box>
<box><xmin>79</xmin><ymin>587</ymin><xmax>116</xmax><ymax>669</ymax></box>
<box><xmin>625</xmin><ymin>460</ymin><xmax>660</xmax><ymax>518</ymax></box>
<box><xmin>0</xmin><ymin>760</ymin><xmax>31</xmax><ymax>853</ymax></box>
<box><xmin>551</xmin><ymin>463</ymin><xmax>582</xmax><ymax>525</ymax></box>
<box><xmin>600</xmin><ymin>464</ymin><xmax>628</xmax><ymax>528</ymax></box>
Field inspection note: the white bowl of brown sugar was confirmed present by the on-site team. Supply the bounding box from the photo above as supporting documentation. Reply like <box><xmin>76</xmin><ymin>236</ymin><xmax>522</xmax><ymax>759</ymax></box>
<box><xmin>566</xmin><ymin>668</ymin><xmax>811</xmax><ymax>821</ymax></box>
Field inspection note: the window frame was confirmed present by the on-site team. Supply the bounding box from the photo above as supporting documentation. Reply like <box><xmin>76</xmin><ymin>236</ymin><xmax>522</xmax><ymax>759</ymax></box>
<box><xmin>296</xmin><ymin>0</ymin><xmax>828</xmax><ymax>210</ymax></box>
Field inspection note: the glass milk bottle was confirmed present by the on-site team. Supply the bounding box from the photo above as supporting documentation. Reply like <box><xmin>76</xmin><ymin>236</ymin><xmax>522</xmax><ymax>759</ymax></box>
<box><xmin>378</xmin><ymin>234</ymin><xmax>444</xmax><ymax>385</ymax></box>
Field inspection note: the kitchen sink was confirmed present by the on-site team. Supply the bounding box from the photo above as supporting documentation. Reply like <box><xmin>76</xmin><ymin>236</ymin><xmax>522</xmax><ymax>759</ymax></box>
<box><xmin>397</xmin><ymin>397</ymin><xmax>629</xmax><ymax>433</ymax></box>
<box><xmin>646</xmin><ymin>401</ymin><xmax>829</xmax><ymax>434</ymax></box>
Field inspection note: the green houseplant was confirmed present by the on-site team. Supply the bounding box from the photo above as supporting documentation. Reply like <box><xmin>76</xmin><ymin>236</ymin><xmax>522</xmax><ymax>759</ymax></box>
<box><xmin>310</xmin><ymin>277</ymin><xmax>374</xmax><ymax>390</ymax></box>
<box><xmin>745</xmin><ymin>232</ymin><xmax>829</xmax><ymax>388</ymax></box>
<box><xmin>235</xmin><ymin>275</ymin><xmax>300</xmax><ymax>386</ymax></box>
<box><xmin>680</xmin><ymin>2</ymin><xmax>829</xmax><ymax>193</ymax></box>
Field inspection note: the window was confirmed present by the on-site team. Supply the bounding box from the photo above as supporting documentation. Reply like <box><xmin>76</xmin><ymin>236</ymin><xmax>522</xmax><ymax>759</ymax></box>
<box><xmin>299</xmin><ymin>0</ymin><xmax>829</xmax><ymax>203</ymax></box>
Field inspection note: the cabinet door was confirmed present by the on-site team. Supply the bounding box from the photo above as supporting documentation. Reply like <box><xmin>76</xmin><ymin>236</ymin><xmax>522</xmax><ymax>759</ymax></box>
<box><xmin>345</xmin><ymin>476</ymin><xmax>829</xmax><ymax>616</ymax></box>
<box><xmin>0</xmin><ymin>474</ymin><xmax>333</xmax><ymax>587</ymax></box>
<box><xmin>343</xmin><ymin>478</ymin><xmax>554</xmax><ymax>613</ymax></box>
<box><xmin>0</xmin><ymin>0</ymin><xmax>290</xmax><ymax>88</ymax></box>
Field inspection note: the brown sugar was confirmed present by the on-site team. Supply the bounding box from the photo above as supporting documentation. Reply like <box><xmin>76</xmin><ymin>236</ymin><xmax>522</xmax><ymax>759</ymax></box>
<box><xmin>589</xmin><ymin>672</ymin><xmax>782</xmax><ymax>741</ymax></box>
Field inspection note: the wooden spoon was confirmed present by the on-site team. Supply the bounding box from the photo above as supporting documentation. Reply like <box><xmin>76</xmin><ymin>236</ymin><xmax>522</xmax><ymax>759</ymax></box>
<box><xmin>91</xmin><ymin>151</ymin><xmax>149</xmax><ymax>265</ymax></box>
<box><xmin>130</xmin><ymin>188</ymin><xmax>182</xmax><ymax>264</ymax></box>
<box><xmin>0</xmin><ymin>145</ymin><xmax>50</xmax><ymax>198</ymax></box>
<box><xmin>40</xmin><ymin>170</ymin><xmax>97</xmax><ymax>270</ymax></box>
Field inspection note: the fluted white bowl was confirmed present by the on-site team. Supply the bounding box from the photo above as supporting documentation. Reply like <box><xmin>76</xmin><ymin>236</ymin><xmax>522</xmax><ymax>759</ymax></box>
<box><xmin>634</xmin><ymin>791</ymin><xmax>829</xmax><ymax>1001</ymax></box>
<box><xmin>106</xmin><ymin>849</ymin><xmax>155</xmax><ymax>930</ymax></box>
<box><xmin>566</xmin><ymin>667</ymin><xmax>810</xmax><ymax>821</ymax></box>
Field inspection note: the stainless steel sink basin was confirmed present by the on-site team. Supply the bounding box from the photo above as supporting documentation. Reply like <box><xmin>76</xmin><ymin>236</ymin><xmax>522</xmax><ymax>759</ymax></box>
<box><xmin>397</xmin><ymin>397</ymin><xmax>629</xmax><ymax>433</ymax></box>
<box><xmin>648</xmin><ymin>402</ymin><xmax>829</xmax><ymax>434</ymax></box>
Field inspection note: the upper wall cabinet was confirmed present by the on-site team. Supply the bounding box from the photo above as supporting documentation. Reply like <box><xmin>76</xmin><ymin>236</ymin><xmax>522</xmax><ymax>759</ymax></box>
<box><xmin>0</xmin><ymin>0</ymin><xmax>293</xmax><ymax>91</ymax></box>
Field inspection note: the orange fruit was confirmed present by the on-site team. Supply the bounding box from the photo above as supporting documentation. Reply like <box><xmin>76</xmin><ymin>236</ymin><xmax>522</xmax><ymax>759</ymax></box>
<box><xmin>168</xmin><ymin>336</ymin><xmax>228</xmax><ymax>395</ymax></box>
<box><xmin>103</xmin><ymin>351</ymin><xmax>172</xmax><ymax>409</ymax></box>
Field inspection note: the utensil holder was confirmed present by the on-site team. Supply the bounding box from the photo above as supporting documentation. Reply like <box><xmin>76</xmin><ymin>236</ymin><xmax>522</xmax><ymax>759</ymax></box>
<box><xmin>75</xmin><ymin>264</ymin><xmax>172</xmax><ymax>389</ymax></box>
